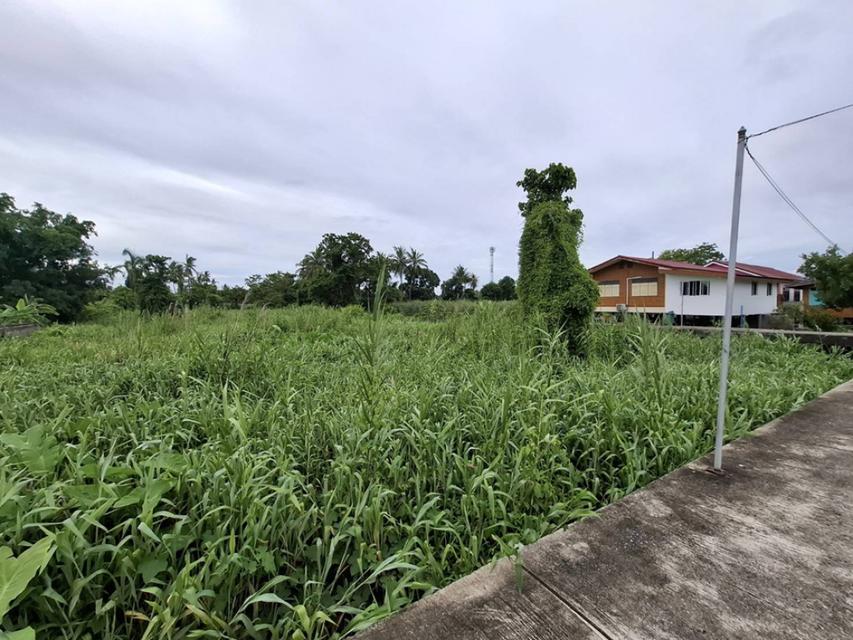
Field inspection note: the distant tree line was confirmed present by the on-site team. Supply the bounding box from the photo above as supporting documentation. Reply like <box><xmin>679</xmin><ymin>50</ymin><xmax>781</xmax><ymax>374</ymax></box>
<box><xmin>0</xmin><ymin>192</ymin><xmax>516</xmax><ymax>321</ymax></box>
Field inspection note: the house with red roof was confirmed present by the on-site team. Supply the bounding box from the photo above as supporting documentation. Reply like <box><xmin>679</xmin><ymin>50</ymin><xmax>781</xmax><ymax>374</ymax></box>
<box><xmin>588</xmin><ymin>255</ymin><xmax>803</xmax><ymax>322</ymax></box>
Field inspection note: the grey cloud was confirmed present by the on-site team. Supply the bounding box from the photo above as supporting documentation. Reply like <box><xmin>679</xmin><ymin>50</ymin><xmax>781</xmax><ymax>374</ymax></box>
<box><xmin>1</xmin><ymin>0</ymin><xmax>851</xmax><ymax>286</ymax></box>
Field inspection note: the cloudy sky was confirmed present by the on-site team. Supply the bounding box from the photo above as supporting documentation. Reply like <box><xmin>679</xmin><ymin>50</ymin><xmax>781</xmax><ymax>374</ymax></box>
<box><xmin>1</xmin><ymin>1</ymin><xmax>851</xmax><ymax>285</ymax></box>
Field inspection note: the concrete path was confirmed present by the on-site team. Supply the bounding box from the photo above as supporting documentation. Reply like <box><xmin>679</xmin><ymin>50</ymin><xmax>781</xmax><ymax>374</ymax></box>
<box><xmin>360</xmin><ymin>379</ymin><xmax>853</xmax><ymax>640</ymax></box>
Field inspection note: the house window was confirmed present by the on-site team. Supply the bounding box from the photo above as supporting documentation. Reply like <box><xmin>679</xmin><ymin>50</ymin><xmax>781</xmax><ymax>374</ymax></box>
<box><xmin>766</xmin><ymin>283</ymin><xmax>773</xmax><ymax>296</ymax></box>
<box><xmin>751</xmin><ymin>281</ymin><xmax>758</xmax><ymax>295</ymax></box>
<box><xmin>630</xmin><ymin>277</ymin><xmax>658</xmax><ymax>297</ymax></box>
<box><xmin>598</xmin><ymin>281</ymin><xmax>619</xmax><ymax>297</ymax></box>
<box><xmin>793</xmin><ymin>289</ymin><xmax>801</xmax><ymax>303</ymax></box>
<box><xmin>681</xmin><ymin>280</ymin><xmax>710</xmax><ymax>296</ymax></box>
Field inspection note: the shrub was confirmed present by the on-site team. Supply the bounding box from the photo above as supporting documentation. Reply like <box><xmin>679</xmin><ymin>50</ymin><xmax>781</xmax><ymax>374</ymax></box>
<box><xmin>803</xmin><ymin>307</ymin><xmax>839</xmax><ymax>332</ymax></box>
<box><xmin>517</xmin><ymin>200</ymin><xmax>598</xmax><ymax>353</ymax></box>
<box><xmin>0</xmin><ymin>296</ymin><xmax>58</xmax><ymax>327</ymax></box>
<box><xmin>81</xmin><ymin>297</ymin><xmax>123</xmax><ymax>322</ymax></box>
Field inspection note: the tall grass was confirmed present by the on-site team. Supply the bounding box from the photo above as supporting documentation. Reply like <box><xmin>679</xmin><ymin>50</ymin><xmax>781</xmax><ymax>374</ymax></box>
<box><xmin>1</xmin><ymin>305</ymin><xmax>850</xmax><ymax>638</ymax></box>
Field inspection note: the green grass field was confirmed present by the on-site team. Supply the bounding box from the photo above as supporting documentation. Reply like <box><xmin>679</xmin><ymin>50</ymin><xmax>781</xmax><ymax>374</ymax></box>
<box><xmin>2</xmin><ymin>304</ymin><xmax>851</xmax><ymax>639</ymax></box>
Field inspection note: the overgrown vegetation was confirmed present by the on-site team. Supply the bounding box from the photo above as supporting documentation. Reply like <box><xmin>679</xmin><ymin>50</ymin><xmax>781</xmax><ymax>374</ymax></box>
<box><xmin>1</xmin><ymin>305</ymin><xmax>850</xmax><ymax>639</ymax></box>
<box><xmin>518</xmin><ymin>200</ymin><xmax>598</xmax><ymax>353</ymax></box>
<box><xmin>0</xmin><ymin>194</ymin><xmax>108</xmax><ymax>321</ymax></box>
<box><xmin>517</xmin><ymin>164</ymin><xmax>598</xmax><ymax>353</ymax></box>
<box><xmin>0</xmin><ymin>297</ymin><xmax>57</xmax><ymax>328</ymax></box>
<box><xmin>798</xmin><ymin>245</ymin><xmax>852</xmax><ymax>310</ymax></box>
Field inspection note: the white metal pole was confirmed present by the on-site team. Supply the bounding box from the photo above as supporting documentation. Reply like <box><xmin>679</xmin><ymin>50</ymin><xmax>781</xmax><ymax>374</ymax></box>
<box><xmin>714</xmin><ymin>126</ymin><xmax>747</xmax><ymax>471</ymax></box>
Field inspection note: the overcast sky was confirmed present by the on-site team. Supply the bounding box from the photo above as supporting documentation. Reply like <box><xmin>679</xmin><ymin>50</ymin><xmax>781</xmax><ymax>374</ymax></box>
<box><xmin>1</xmin><ymin>1</ymin><xmax>851</xmax><ymax>285</ymax></box>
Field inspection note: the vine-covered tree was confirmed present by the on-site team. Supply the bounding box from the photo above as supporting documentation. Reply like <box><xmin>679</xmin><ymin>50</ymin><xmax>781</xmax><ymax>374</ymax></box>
<box><xmin>0</xmin><ymin>193</ymin><xmax>108</xmax><ymax>321</ymax></box>
<box><xmin>799</xmin><ymin>245</ymin><xmax>852</xmax><ymax>309</ymax></box>
<box><xmin>516</xmin><ymin>163</ymin><xmax>580</xmax><ymax>218</ymax></box>
<box><xmin>516</xmin><ymin>166</ymin><xmax>597</xmax><ymax>354</ymax></box>
<box><xmin>658</xmin><ymin>242</ymin><xmax>724</xmax><ymax>265</ymax></box>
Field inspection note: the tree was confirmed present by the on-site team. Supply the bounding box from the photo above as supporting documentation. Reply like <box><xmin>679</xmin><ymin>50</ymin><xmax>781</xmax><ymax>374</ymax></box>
<box><xmin>186</xmin><ymin>269</ymin><xmax>219</xmax><ymax>307</ymax></box>
<box><xmin>516</xmin><ymin>163</ymin><xmax>579</xmax><ymax>218</ymax></box>
<box><xmin>297</xmin><ymin>233</ymin><xmax>376</xmax><ymax>306</ymax></box>
<box><xmin>441</xmin><ymin>265</ymin><xmax>478</xmax><ymax>300</ymax></box>
<box><xmin>390</xmin><ymin>246</ymin><xmax>407</xmax><ymax>287</ymax></box>
<box><xmin>481</xmin><ymin>275</ymin><xmax>516</xmax><ymax>301</ymax></box>
<box><xmin>245</xmin><ymin>271</ymin><xmax>298</xmax><ymax>307</ymax></box>
<box><xmin>132</xmin><ymin>255</ymin><xmax>174</xmax><ymax>313</ymax></box>
<box><xmin>219</xmin><ymin>284</ymin><xmax>249</xmax><ymax>309</ymax></box>
<box><xmin>517</xmin><ymin>166</ymin><xmax>597</xmax><ymax>354</ymax></box>
<box><xmin>169</xmin><ymin>255</ymin><xmax>198</xmax><ymax>309</ymax></box>
<box><xmin>0</xmin><ymin>193</ymin><xmax>108</xmax><ymax>321</ymax></box>
<box><xmin>657</xmin><ymin>242</ymin><xmax>724</xmax><ymax>265</ymax></box>
<box><xmin>405</xmin><ymin>265</ymin><xmax>440</xmax><ymax>300</ymax></box>
<box><xmin>404</xmin><ymin>248</ymin><xmax>428</xmax><ymax>300</ymax></box>
<box><xmin>798</xmin><ymin>245</ymin><xmax>853</xmax><ymax>309</ymax></box>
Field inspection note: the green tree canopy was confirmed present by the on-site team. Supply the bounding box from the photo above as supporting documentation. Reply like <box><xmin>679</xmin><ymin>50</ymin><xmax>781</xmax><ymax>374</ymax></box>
<box><xmin>517</xmin><ymin>165</ymin><xmax>597</xmax><ymax>354</ymax></box>
<box><xmin>481</xmin><ymin>276</ymin><xmax>516</xmax><ymax>301</ymax></box>
<box><xmin>0</xmin><ymin>193</ymin><xmax>108</xmax><ymax>321</ymax></box>
<box><xmin>404</xmin><ymin>265</ymin><xmax>439</xmax><ymax>300</ymax></box>
<box><xmin>132</xmin><ymin>254</ymin><xmax>174</xmax><ymax>314</ymax></box>
<box><xmin>516</xmin><ymin>163</ymin><xmax>578</xmax><ymax>218</ymax></box>
<box><xmin>219</xmin><ymin>284</ymin><xmax>249</xmax><ymax>309</ymax></box>
<box><xmin>657</xmin><ymin>242</ymin><xmax>724</xmax><ymax>265</ymax></box>
<box><xmin>297</xmin><ymin>233</ymin><xmax>377</xmax><ymax>306</ymax></box>
<box><xmin>441</xmin><ymin>265</ymin><xmax>478</xmax><ymax>300</ymax></box>
<box><xmin>245</xmin><ymin>271</ymin><xmax>298</xmax><ymax>308</ymax></box>
<box><xmin>799</xmin><ymin>245</ymin><xmax>852</xmax><ymax>309</ymax></box>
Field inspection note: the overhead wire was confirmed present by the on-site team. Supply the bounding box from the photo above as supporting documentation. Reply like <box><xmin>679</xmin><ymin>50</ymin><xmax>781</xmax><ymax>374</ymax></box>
<box><xmin>744</xmin><ymin>142</ymin><xmax>842</xmax><ymax>250</ymax></box>
<box><xmin>747</xmin><ymin>102</ymin><xmax>853</xmax><ymax>139</ymax></box>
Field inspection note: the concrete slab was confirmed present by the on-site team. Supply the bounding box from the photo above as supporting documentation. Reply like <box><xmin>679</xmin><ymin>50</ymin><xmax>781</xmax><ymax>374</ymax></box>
<box><xmin>360</xmin><ymin>557</ymin><xmax>603</xmax><ymax>640</ymax></box>
<box><xmin>359</xmin><ymin>380</ymin><xmax>853</xmax><ymax>640</ymax></box>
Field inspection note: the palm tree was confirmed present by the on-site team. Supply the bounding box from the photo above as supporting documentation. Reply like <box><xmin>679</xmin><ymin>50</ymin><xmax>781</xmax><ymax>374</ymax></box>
<box><xmin>445</xmin><ymin>265</ymin><xmax>477</xmax><ymax>300</ymax></box>
<box><xmin>297</xmin><ymin>248</ymin><xmax>325</xmax><ymax>279</ymax></box>
<box><xmin>121</xmin><ymin>249</ymin><xmax>142</xmax><ymax>295</ymax></box>
<box><xmin>182</xmin><ymin>255</ymin><xmax>197</xmax><ymax>308</ymax></box>
<box><xmin>405</xmin><ymin>248</ymin><xmax>427</xmax><ymax>300</ymax></box>
<box><xmin>391</xmin><ymin>246</ymin><xmax>407</xmax><ymax>287</ymax></box>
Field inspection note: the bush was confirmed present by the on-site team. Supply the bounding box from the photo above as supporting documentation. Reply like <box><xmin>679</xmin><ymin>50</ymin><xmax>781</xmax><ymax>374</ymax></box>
<box><xmin>803</xmin><ymin>308</ymin><xmax>839</xmax><ymax>332</ymax></box>
<box><xmin>776</xmin><ymin>302</ymin><xmax>804</xmax><ymax>327</ymax></box>
<box><xmin>517</xmin><ymin>201</ymin><xmax>598</xmax><ymax>353</ymax></box>
<box><xmin>0</xmin><ymin>296</ymin><xmax>58</xmax><ymax>327</ymax></box>
<box><xmin>81</xmin><ymin>297</ymin><xmax>123</xmax><ymax>322</ymax></box>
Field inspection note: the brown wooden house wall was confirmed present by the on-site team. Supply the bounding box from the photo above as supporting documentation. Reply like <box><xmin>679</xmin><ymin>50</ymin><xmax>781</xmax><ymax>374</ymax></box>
<box><xmin>592</xmin><ymin>260</ymin><xmax>665</xmax><ymax>308</ymax></box>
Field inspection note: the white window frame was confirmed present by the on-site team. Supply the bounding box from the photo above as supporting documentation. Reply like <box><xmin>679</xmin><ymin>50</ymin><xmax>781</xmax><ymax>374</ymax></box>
<box><xmin>681</xmin><ymin>280</ymin><xmax>710</xmax><ymax>296</ymax></box>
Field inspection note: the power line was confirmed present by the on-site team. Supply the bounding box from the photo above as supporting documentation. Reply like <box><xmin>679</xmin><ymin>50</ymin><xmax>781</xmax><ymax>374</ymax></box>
<box><xmin>747</xmin><ymin>102</ymin><xmax>853</xmax><ymax>139</ymax></box>
<box><xmin>745</xmin><ymin>143</ymin><xmax>842</xmax><ymax>250</ymax></box>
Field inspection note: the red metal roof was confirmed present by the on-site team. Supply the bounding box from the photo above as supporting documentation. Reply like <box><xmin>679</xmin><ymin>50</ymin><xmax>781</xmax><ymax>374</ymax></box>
<box><xmin>589</xmin><ymin>255</ymin><xmax>804</xmax><ymax>281</ymax></box>
<box><xmin>704</xmin><ymin>261</ymin><xmax>803</xmax><ymax>281</ymax></box>
<box><xmin>588</xmin><ymin>255</ymin><xmax>707</xmax><ymax>273</ymax></box>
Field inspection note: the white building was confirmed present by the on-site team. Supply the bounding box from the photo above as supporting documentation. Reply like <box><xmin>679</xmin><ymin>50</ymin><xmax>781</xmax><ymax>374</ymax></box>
<box><xmin>589</xmin><ymin>256</ymin><xmax>803</xmax><ymax>320</ymax></box>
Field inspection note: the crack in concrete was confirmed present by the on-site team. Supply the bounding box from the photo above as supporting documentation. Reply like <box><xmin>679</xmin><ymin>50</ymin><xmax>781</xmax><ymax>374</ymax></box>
<box><xmin>522</xmin><ymin>566</ymin><xmax>615</xmax><ymax>640</ymax></box>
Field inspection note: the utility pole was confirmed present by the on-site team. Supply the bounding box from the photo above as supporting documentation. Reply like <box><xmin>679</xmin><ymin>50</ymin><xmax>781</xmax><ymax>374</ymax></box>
<box><xmin>489</xmin><ymin>246</ymin><xmax>495</xmax><ymax>283</ymax></box>
<box><xmin>713</xmin><ymin>126</ymin><xmax>747</xmax><ymax>471</ymax></box>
